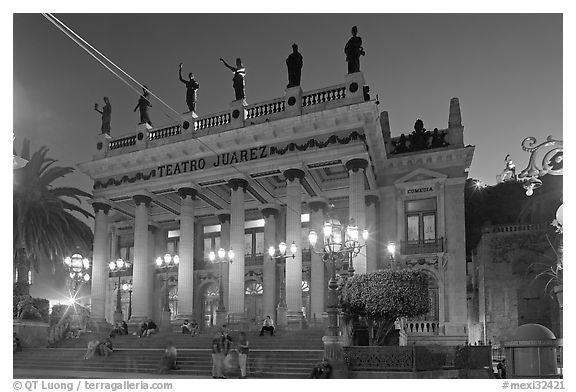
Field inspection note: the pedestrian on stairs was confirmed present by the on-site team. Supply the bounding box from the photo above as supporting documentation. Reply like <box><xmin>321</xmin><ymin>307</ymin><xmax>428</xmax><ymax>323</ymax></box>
<box><xmin>211</xmin><ymin>332</ymin><xmax>225</xmax><ymax>378</ymax></box>
<box><xmin>238</xmin><ymin>331</ymin><xmax>249</xmax><ymax>378</ymax></box>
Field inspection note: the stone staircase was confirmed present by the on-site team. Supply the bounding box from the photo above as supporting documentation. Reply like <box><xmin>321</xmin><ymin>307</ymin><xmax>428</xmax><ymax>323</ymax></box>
<box><xmin>13</xmin><ymin>329</ymin><xmax>325</xmax><ymax>379</ymax></box>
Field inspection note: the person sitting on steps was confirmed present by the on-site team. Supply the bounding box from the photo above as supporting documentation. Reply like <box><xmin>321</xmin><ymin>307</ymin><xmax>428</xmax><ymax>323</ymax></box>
<box><xmin>182</xmin><ymin>319</ymin><xmax>192</xmax><ymax>334</ymax></box>
<box><xmin>259</xmin><ymin>315</ymin><xmax>275</xmax><ymax>336</ymax></box>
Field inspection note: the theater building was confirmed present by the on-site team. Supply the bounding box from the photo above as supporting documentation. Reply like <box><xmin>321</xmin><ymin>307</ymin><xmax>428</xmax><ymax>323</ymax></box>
<box><xmin>78</xmin><ymin>71</ymin><xmax>474</xmax><ymax>345</ymax></box>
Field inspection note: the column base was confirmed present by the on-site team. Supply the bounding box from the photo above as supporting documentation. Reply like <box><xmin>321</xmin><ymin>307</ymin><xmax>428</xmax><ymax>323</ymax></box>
<box><xmin>276</xmin><ymin>305</ymin><xmax>287</xmax><ymax>329</ymax></box>
<box><xmin>87</xmin><ymin>318</ymin><xmax>112</xmax><ymax>335</ymax></box>
<box><xmin>287</xmin><ymin>310</ymin><xmax>304</xmax><ymax>330</ymax></box>
<box><xmin>215</xmin><ymin>309</ymin><xmax>228</xmax><ymax>328</ymax></box>
<box><xmin>113</xmin><ymin>311</ymin><xmax>124</xmax><ymax>324</ymax></box>
<box><xmin>160</xmin><ymin>311</ymin><xmax>172</xmax><ymax>332</ymax></box>
<box><xmin>322</xmin><ymin>335</ymin><xmax>348</xmax><ymax>378</ymax></box>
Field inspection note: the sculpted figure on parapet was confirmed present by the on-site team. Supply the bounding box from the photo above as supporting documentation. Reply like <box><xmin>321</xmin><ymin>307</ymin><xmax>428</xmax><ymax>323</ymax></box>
<box><xmin>179</xmin><ymin>63</ymin><xmax>200</xmax><ymax>113</ymax></box>
<box><xmin>134</xmin><ymin>85</ymin><xmax>152</xmax><ymax>126</ymax></box>
<box><xmin>286</xmin><ymin>43</ymin><xmax>303</xmax><ymax>88</ymax></box>
<box><xmin>344</xmin><ymin>25</ymin><xmax>365</xmax><ymax>74</ymax></box>
<box><xmin>220</xmin><ymin>57</ymin><xmax>246</xmax><ymax>101</ymax></box>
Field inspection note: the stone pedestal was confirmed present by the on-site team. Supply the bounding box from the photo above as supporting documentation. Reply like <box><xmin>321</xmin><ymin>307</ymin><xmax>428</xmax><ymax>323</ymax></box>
<box><xmin>276</xmin><ymin>305</ymin><xmax>287</xmax><ymax>329</ymax></box>
<box><xmin>181</xmin><ymin>111</ymin><xmax>198</xmax><ymax>131</ymax></box>
<box><xmin>161</xmin><ymin>310</ymin><xmax>171</xmax><ymax>332</ymax></box>
<box><xmin>344</xmin><ymin>72</ymin><xmax>365</xmax><ymax>105</ymax></box>
<box><xmin>322</xmin><ymin>335</ymin><xmax>349</xmax><ymax>378</ymax></box>
<box><xmin>285</xmin><ymin>86</ymin><xmax>303</xmax><ymax>116</ymax></box>
<box><xmin>229</xmin><ymin>99</ymin><xmax>247</xmax><ymax>129</ymax></box>
<box><xmin>286</xmin><ymin>310</ymin><xmax>304</xmax><ymax>330</ymax></box>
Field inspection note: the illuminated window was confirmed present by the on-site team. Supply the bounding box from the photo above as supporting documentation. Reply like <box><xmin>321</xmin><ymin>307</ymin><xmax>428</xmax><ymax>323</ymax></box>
<box><xmin>245</xmin><ymin>282</ymin><xmax>263</xmax><ymax>295</ymax></box>
<box><xmin>405</xmin><ymin>198</ymin><xmax>437</xmax><ymax>243</ymax></box>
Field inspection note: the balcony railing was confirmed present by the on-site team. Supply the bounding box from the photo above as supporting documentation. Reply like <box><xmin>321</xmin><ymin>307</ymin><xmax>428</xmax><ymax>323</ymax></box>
<box><xmin>95</xmin><ymin>73</ymin><xmax>368</xmax><ymax>158</ymax></box>
<box><xmin>401</xmin><ymin>238</ymin><xmax>444</xmax><ymax>255</ymax></box>
<box><xmin>404</xmin><ymin>320</ymin><xmax>441</xmax><ymax>335</ymax></box>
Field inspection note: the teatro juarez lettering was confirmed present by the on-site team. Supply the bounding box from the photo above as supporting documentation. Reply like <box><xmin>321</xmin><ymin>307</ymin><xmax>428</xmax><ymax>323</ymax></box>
<box><xmin>157</xmin><ymin>146</ymin><xmax>269</xmax><ymax>178</ymax></box>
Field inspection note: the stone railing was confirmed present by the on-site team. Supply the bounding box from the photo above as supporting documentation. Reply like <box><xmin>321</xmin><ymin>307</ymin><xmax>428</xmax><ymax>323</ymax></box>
<box><xmin>401</xmin><ymin>238</ymin><xmax>444</xmax><ymax>255</ymax></box>
<box><xmin>245</xmin><ymin>98</ymin><xmax>286</xmax><ymax>119</ymax></box>
<box><xmin>109</xmin><ymin>134</ymin><xmax>138</xmax><ymax>150</ymax></box>
<box><xmin>95</xmin><ymin>73</ymin><xmax>367</xmax><ymax>158</ymax></box>
<box><xmin>194</xmin><ymin>110</ymin><xmax>232</xmax><ymax>132</ymax></box>
<box><xmin>490</xmin><ymin>223</ymin><xmax>544</xmax><ymax>233</ymax></box>
<box><xmin>148</xmin><ymin>123</ymin><xmax>181</xmax><ymax>141</ymax></box>
<box><xmin>302</xmin><ymin>84</ymin><xmax>346</xmax><ymax>107</ymax></box>
<box><xmin>404</xmin><ymin>320</ymin><xmax>441</xmax><ymax>335</ymax></box>
<box><xmin>343</xmin><ymin>346</ymin><xmax>446</xmax><ymax>371</ymax></box>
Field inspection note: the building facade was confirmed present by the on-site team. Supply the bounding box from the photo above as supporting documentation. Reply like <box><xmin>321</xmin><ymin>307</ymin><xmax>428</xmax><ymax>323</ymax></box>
<box><xmin>78</xmin><ymin>71</ymin><xmax>474</xmax><ymax>344</ymax></box>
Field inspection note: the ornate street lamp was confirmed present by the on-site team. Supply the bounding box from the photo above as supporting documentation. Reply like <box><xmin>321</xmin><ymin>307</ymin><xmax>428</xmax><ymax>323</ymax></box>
<box><xmin>155</xmin><ymin>254</ymin><xmax>179</xmax><ymax>325</ymax></box>
<box><xmin>122</xmin><ymin>281</ymin><xmax>133</xmax><ymax>320</ymax></box>
<box><xmin>208</xmin><ymin>248</ymin><xmax>234</xmax><ymax>326</ymax></box>
<box><xmin>387</xmin><ymin>242</ymin><xmax>396</xmax><ymax>270</ymax></box>
<box><xmin>63</xmin><ymin>254</ymin><xmax>91</xmax><ymax>295</ymax></box>
<box><xmin>308</xmin><ymin>217</ymin><xmax>367</xmax><ymax>368</ymax></box>
<box><xmin>268</xmin><ymin>241</ymin><xmax>297</xmax><ymax>326</ymax></box>
<box><xmin>109</xmin><ymin>258</ymin><xmax>131</xmax><ymax>322</ymax></box>
<box><xmin>517</xmin><ymin>136</ymin><xmax>563</xmax><ymax>196</ymax></box>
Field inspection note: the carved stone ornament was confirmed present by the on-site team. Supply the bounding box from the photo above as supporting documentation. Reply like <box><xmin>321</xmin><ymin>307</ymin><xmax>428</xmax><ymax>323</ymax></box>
<box><xmin>261</xmin><ymin>207</ymin><xmax>280</xmax><ymax>219</ymax></box>
<box><xmin>228</xmin><ymin>178</ymin><xmax>249</xmax><ymax>192</ymax></box>
<box><xmin>93</xmin><ymin>202</ymin><xmax>112</xmax><ymax>215</ymax></box>
<box><xmin>308</xmin><ymin>200</ymin><xmax>328</xmax><ymax>213</ymax></box>
<box><xmin>217</xmin><ymin>213</ymin><xmax>231</xmax><ymax>224</ymax></box>
<box><xmin>178</xmin><ymin>187</ymin><xmax>198</xmax><ymax>200</ymax></box>
<box><xmin>345</xmin><ymin>158</ymin><xmax>369</xmax><ymax>173</ymax></box>
<box><xmin>283</xmin><ymin>168</ymin><xmax>305</xmax><ymax>182</ymax></box>
<box><xmin>132</xmin><ymin>194</ymin><xmax>152</xmax><ymax>207</ymax></box>
<box><xmin>365</xmin><ymin>194</ymin><xmax>379</xmax><ymax>207</ymax></box>
<box><xmin>405</xmin><ymin>255</ymin><xmax>440</xmax><ymax>269</ymax></box>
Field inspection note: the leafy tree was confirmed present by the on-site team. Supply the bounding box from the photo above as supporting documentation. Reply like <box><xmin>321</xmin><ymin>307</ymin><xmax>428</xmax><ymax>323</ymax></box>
<box><xmin>341</xmin><ymin>269</ymin><xmax>430</xmax><ymax>346</ymax></box>
<box><xmin>13</xmin><ymin>139</ymin><xmax>94</xmax><ymax>294</ymax></box>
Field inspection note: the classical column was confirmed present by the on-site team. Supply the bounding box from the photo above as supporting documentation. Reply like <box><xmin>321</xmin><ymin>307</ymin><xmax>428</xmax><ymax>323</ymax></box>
<box><xmin>90</xmin><ymin>201</ymin><xmax>112</xmax><ymax>328</ymax></box>
<box><xmin>177</xmin><ymin>187</ymin><xmax>197</xmax><ymax>320</ymax></box>
<box><xmin>345</xmin><ymin>158</ymin><xmax>368</xmax><ymax>275</ymax></box>
<box><xmin>365</xmin><ymin>194</ymin><xmax>379</xmax><ymax>272</ymax></box>
<box><xmin>217</xmin><ymin>211</ymin><xmax>231</xmax><ymax>312</ymax></box>
<box><xmin>153</xmin><ymin>227</ymin><xmax>167</xmax><ymax>325</ymax></box>
<box><xmin>284</xmin><ymin>169</ymin><xmax>304</xmax><ymax>325</ymax></box>
<box><xmin>228</xmin><ymin>179</ymin><xmax>248</xmax><ymax>317</ymax></box>
<box><xmin>261</xmin><ymin>204</ymin><xmax>280</xmax><ymax>320</ymax></box>
<box><xmin>308</xmin><ymin>197</ymin><xmax>327</xmax><ymax>325</ymax></box>
<box><xmin>130</xmin><ymin>194</ymin><xmax>152</xmax><ymax>323</ymax></box>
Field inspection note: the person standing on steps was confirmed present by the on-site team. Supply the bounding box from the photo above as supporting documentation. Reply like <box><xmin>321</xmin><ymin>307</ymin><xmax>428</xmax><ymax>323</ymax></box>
<box><xmin>259</xmin><ymin>315</ymin><xmax>275</xmax><ymax>336</ymax></box>
<box><xmin>238</xmin><ymin>331</ymin><xmax>250</xmax><ymax>378</ymax></box>
<box><xmin>211</xmin><ymin>332</ymin><xmax>225</xmax><ymax>378</ymax></box>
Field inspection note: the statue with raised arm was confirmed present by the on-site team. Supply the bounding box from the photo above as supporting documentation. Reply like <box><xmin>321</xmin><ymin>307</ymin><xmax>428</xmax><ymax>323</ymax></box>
<box><xmin>179</xmin><ymin>63</ymin><xmax>200</xmax><ymax>113</ymax></box>
<box><xmin>133</xmin><ymin>85</ymin><xmax>152</xmax><ymax>126</ymax></box>
<box><xmin>286</xmin><ymin>43</ymin><xmax>303</xmax><ymax>88</ymax></box>
<box><xmin>220</xmin><ymin>57</ymin><xmax>246</xmax><ymax>101</ymax></box>
<box><xmin>94</xmin><ymin>97</ymin><xmax>111</xmax><ymax>136</ymax></box>
<box><xmin>344</xmin><ymin>26</ymin><xmax>365</xmax><ymax>74</ymax></box>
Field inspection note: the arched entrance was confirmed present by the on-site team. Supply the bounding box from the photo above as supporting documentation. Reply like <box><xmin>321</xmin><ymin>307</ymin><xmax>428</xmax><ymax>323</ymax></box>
<box><xmin>201</xmin><ymin>282</ymin><xmax>219</xmax><ymax>328</ymax></box>
<box><xmin>245</xmin><ymin>281</ymin><xmax>263</xmax><ymax>326</ymax></box>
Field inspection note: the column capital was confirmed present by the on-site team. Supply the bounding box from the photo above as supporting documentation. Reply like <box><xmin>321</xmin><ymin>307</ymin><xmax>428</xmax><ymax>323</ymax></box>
<box><xmin>307</xmin><ymin>197</ymin><xmax>329</xmax><ymax>213</ymax></box>
<box><xmin>345</xmin><ymin>158</ymin><xmax>369</xmax><ymax>173</ymax></box>
<box><xmin>133</xmin><ymin>194</ymin><xmax>152</xmax><ymax>207</ymax></box>
<box><xmin>178</xmin><ymin>187</ymin><xmax>198</xmax><ymax>200</ymax></box>
<box><xmin>216</xmin><ymin>209</ymin><xmax>231</xmax><ymax>224</ymax></box>
<box><xmin>365</xmin><ymin>194</ymin><xmax>379</xmax><ymax>207</ymax></box>
<box><xmin>92</xmin><ymin>201</ymin><xmax>112</xmax><ymax>215</ymax></box>
<box><xmin>228</xmin><ymin>178</ymin><xmax>249</xmax><ymax>192</ymax></box>
<box><xmin>283</xmin><ymin>168</ymin><xmax>305</xmax><ymax>183</ymax></box>
<box><xmin>260</xmin><ymin>204</ymin><xmax>281</xmax><ymax>219</ymax></box>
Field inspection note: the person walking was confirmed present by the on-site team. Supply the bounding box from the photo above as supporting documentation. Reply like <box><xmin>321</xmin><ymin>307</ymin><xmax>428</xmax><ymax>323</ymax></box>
<box><xmin>211</xmin><ymin>332</ymin><xmax>225</xmax><ymax>378</ymax></box>
<box><xmin>238</xmin><ymin>331</ymin><xmax>249</xmax><ymax>378</ymax></box>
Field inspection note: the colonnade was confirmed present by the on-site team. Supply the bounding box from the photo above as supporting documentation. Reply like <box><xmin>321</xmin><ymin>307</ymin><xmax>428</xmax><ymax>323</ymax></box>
<box><xmin>90</xmin><ymin>158</ymin><xmax>380</xmax><ymax>327</ymax></box>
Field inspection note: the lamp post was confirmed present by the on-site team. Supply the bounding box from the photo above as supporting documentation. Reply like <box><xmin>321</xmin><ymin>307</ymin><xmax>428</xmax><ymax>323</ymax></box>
<box><xmin>268</xmin><ymin>241</ymin><xmax>297</xmax><ymax>328</ymax></box>
<box><xmin>63</xmin><ymin>254</ymin><xmax>91</xmax><ymax>297</ymax></box>
<box><xmin>122</xmin><ymin>281</ymin><xmax>133</xmax><ymax>320</ymax></box>
<box><xmin>208</xmin><ymin>247</ymin><xmax>234</xmax><ymax>327</ymax></box>
<box><xmin>387</xmin><ymin>242</ymin><xmax>396</xmax><ymax>270</ymax></box>
<box><xmin>155</xmin><ymin>254</ymin><xmax>179</xmax><ymax>329</ymax></box>
<box><xmin>108</xmin><ymin>258</ymin><xmax>131</xmax><ymax>323</ymax></box>
<box><xmin>308</xmin><ymin>218</ymin><xmax>367</xmax><ymax>374</ymax></box>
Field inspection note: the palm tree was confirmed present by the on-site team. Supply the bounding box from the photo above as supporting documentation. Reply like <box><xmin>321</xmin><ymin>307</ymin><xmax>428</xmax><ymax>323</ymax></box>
<box><xmin>13</xmin><ymin>139</ymin><xmax>94</xmax><ymax>295</ymax></box>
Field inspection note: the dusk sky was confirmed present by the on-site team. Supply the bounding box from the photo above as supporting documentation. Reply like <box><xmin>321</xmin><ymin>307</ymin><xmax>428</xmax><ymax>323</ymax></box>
<box><xmin>13</xmin><ymin>13</ymin><xmax>562</xmax><ymax>194</ymax></box>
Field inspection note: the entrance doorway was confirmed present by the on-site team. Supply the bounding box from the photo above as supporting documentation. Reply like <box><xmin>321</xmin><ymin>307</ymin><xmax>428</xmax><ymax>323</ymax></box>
<box><xmin>201</xmin><ymin>282</ymin><xmax>219</xmax><ymax>328</ymax></box>
<box><xmin>245</xmin><ymin>281</ymin><xmax>263</xmax><ymax>327</ymax></box>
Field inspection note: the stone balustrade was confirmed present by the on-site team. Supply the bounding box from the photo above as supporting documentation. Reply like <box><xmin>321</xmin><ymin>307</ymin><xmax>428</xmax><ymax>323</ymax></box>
<box><xmin>404</xmin><ymin>320</ymin><xmax>441</xmax><ymax>335</ymax></box>
<box><xmin>95</xmin><ymin>77</ymin><xmax>367</xmax><ymax>157</ymax></box>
